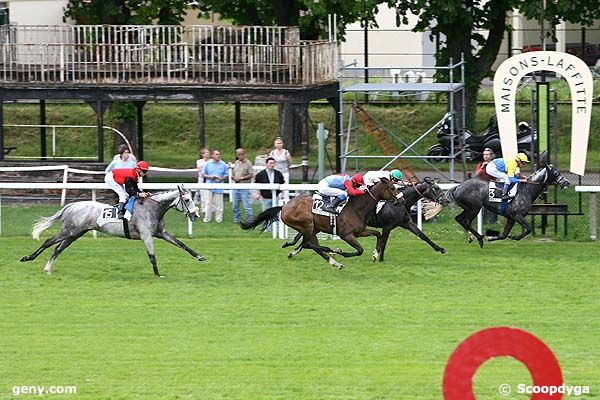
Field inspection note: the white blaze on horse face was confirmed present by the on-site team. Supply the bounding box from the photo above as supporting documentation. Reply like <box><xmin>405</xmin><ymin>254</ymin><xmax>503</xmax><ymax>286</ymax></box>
<box><xmin>493</xmin><ymin>51</ymin><xmax>592</xmax><ymax>176</ymax></box>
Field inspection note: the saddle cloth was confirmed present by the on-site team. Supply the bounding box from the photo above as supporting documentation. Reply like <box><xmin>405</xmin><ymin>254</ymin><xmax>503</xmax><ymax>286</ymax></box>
<box><xmin>488</xmin><ymin>182</ymin><xmax>519</xmax><ymax>203</ymax></box>
<box><xmin>96</xmin><ymin>197</ymin><xmax>135</xmax><ymax>226</ymax></box>
<box><xmin>312</xmin><ymin>193</ymin><xmax>348</xmax><ymax>216</ymax></box>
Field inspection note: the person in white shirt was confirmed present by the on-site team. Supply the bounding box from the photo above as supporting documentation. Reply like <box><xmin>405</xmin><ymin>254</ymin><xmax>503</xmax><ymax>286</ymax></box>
<box><xmin>195</xmin><ymin>147</ymin><xmax>210</xmax><ymax>215</ymax></box>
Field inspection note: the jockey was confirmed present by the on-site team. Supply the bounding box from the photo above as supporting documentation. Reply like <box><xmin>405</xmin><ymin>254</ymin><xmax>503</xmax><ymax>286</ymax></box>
<box><xmin>363</xmin><ymin>169</ymin><xmax>403</xmax><ymax>186</ymax></box>
<box><xmin>318</xmin><ymin>173</ymin><xmax>365</xmax><ymax>214</ymax></box>
<box><xmin>485</xmin><ymin>153</ymin><xmax>529</xmax><ymax>214</ymax></box>
<box><xmin>105</xmin><ymin>160</ymin><xmax>151</xmax><ymax>219</ymax></box>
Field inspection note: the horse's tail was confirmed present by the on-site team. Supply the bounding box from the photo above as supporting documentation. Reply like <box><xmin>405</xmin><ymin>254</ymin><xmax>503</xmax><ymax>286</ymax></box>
<box><xmin>240</xmin><ymin>206</ymin><xmax>282</xmax><ymax>232</ymax></box>
<box><xmin>32</xmin><ymin>204</ymin><xmax>71</xmax><ymax>240</ymax></box>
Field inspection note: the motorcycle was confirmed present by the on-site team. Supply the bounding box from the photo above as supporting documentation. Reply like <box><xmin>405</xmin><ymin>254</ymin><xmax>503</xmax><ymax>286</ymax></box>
<box><xmin>427</xmin><ymin>115</ymin><xmax>534</xmax><ymax>162</ymax></box>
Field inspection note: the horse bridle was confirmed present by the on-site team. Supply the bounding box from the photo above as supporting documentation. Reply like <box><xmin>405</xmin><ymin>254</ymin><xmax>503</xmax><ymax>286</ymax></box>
<box><xmin>176</xmin><ymin>189</ymin><xmax>199</xmax><ymax>217</ymax></box>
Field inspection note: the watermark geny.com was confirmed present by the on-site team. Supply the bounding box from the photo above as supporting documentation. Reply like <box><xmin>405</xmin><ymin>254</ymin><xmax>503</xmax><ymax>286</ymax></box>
<box><xmin>12</xmin><ymin>385</ymin><xmax>77</xmax><ymax>397</ymax></box>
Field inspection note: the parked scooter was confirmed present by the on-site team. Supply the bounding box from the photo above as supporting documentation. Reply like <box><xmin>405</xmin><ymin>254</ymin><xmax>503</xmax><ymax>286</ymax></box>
<box><xmin>427</xmin><ymin>115</ymin><xmax>534</xmax><ymax>162</ymax></box>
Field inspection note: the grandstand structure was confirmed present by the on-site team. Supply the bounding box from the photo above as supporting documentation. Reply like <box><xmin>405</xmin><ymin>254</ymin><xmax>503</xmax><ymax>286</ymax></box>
<box><xmin>0</xmin><ymin>24</ymin><xmax>338</xmax><ymax>169</ymax></box>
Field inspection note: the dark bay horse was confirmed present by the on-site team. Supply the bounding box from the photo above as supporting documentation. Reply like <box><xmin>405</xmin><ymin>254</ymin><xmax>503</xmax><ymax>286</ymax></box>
<box><xmin>370</xmin><ymin>178</ymin><xmax>450</xmax><ymax>261</ymax></box>
<box><xmin>284</xmin><ymin>178</ymin><xmax>450</xmax><ymax>262</ymax></box>
<box><xmin>20</xmin><ymin>186</ymin><xmax>203</xmax><ymax>277</ymax></box>
<box><xmin>447</xmin><ymin>164</ymin><xmax>570</xmax><ymax>247</ymax></box>
<box><xmin>240</xmin><ymin>178</ymin><xmax>400</xmax><ymax>269</ymax></box>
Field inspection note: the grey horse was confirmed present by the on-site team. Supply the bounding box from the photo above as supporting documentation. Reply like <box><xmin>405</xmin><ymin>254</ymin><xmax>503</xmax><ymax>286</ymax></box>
<box><xmin>447</xmin><ymin>164</ymin><xmax>570</xmax><ymax>247</ymax></box>
<box><xmin>20</xmin><ymin>186</ymin><xmax>203</xmax><ymax>277</ymax></box>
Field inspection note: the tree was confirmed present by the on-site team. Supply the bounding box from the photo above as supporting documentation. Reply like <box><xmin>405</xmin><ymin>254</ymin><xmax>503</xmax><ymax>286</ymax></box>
<box><xmin>63</xmin><ymin>0</ymin><xmax>193</xmax><ymax>25</ymax></box>
<box><xmin>387</xmin><ymin>0</ymin><xmax>600</xmax><ymax>129</ymax></box>
<box><xmin>194</xmin><ymin>0</ymin><xmax>384</xmax><ymax>40</ymax></box>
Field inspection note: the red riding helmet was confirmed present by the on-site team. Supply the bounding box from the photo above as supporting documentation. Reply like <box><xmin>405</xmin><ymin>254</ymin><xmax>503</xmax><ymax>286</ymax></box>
<box><xmin>351</xmin><ymin>173</ymin><xmax>365</xmax><ymax>186</ymax></box>
<box><xmin>136</xmin><ymin>161</ymin><xmax>149</xmax><ymax>172</ymax></box>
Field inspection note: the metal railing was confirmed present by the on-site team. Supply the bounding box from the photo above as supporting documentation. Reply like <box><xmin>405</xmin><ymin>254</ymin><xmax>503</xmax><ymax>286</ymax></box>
<box><xmin>0</xmin><ymin>25</ymin><xmax>337</xmax><ymax>86</ymax></box>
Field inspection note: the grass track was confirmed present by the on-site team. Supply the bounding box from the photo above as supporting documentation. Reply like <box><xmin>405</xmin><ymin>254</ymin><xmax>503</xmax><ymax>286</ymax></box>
<box><xmin>1</xmin><ymin>228</ymin><xmax>599</xmax><ymax>399</ymax></box>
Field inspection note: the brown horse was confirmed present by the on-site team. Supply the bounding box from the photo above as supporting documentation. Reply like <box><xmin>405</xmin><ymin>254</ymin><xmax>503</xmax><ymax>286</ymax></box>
<box><xmin>240</xmin><ymin>178</ymin><xmax>400</xmax><ymax>269</ymax></box>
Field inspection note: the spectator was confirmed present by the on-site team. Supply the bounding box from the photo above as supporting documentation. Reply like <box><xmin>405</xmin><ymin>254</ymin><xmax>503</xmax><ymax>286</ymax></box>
<box><xmin>474</xmin><ymin>148</ymin><xmax>495</xmax><ymax>181</ymax></box>
<box><xmin>269</xmin><ymin>137</ymin><xmax>292</xmax><ymax>201</ymax></box>
<box><xmin>195</xmin><ymin>147</ymin><xmax>210</xmax><ymax>213</ymax></box>
<box><xmin>254</xmin><ymin>157</ymin><xmax>285</xmax><ymax>211</ymax></box>
<box><xmin>232</xmin><ymin>148</ymin><xmax>254</xmax><ymax>223</ymax></box>
<box><xmin>202</xmin><ymin>149</ymin><xmax>228</xmax><ymax>223</ymax></box>
<box><xmin>105</xmin><ymin>144</ymin><xmax>136</xmax><ymax>173</ymax></box>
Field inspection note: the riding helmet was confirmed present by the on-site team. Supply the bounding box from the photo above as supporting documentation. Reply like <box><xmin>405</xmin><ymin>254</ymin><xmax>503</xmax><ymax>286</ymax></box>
<box><xmin>516</xmin><ymin>153</ymin><xmax>529</xmax><ymax>163</ymax></box>
<box><xmin>136</xmin><ymin>160</ymin><xmax>150</xmax><ymax>171</ymax></box>
<box><xmin>390</xmin><ymin>169</ymin><xmax>403</xmax><ymax>182</ymax></box>
<box><xmin>351</xmin><ymin>173</ymin><xmax>365</xmax><ymax>186</ymax></box>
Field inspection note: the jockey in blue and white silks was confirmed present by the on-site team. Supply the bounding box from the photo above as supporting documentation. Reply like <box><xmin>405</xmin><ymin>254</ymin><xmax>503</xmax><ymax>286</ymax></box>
<box><xmin>485</xmin><ymin>153</ymin><xmax>529</xmax><ymax>214</ymax></box>
<box><xmin>317</xmin><ymin>173</ymin><xmax>365</xmax><ymax>214</ymax></box>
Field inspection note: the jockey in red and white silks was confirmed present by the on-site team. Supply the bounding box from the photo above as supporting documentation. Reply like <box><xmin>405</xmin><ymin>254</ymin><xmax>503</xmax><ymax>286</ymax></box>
<box><xmin>317</xmin><ymin>173</ymin><xmax>365</xmax><ymax>214</ymax></box>
<box><xmin>104</xmin><ymin>160</ymin><xmax>151</xmax><ymax>219</ymax></box>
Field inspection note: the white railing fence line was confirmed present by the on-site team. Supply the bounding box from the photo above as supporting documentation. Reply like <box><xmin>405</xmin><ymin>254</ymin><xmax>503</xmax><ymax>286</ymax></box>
<box><xmin>0</xmin><ymin>164</ymin><xmax>479</xmax><ymax>238</ymax></box>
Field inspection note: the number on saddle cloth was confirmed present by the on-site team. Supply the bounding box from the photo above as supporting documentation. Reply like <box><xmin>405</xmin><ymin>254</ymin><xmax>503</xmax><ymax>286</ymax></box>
<box><xmin>96</xmin><ymin>197</ymin><xmax>137</xmax><ymax>226</ymax></box>
<box><xmin>488</xmin><ymin>182</ymin><xmax>519</xmax><ymax>203</ymax></box>
<box><xmin>312</xmin><ymin>193</ymin><xmax>346</xmax><ymax>216</ymax></box>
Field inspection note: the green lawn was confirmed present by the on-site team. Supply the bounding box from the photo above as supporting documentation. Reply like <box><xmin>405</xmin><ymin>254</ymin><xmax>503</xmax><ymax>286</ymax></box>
<box><xmin>0</xmin><ymin>206</ymin><xmax>598</xmax><ymax>399</ymax></box>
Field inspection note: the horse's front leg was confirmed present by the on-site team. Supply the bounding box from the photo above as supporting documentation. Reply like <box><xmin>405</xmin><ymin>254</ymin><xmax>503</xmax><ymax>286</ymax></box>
<box><xmin>334</xmin><ymin>231</ymin><xmax>370</xmax><ymax>259</ymax></box>
<box><xmin>401</xmin><ymin>220</ymin><xmax>447</xmax><ymax>254</ymax></box>
<box><xmin>140</xmin><ymin>234</ymin><xmax>162</xmax><ymax>277</ymax></box>
<box><xmin>156</xmin><ymin>230</ymin><xmax>206</xmax><ymax>262</ymax></box>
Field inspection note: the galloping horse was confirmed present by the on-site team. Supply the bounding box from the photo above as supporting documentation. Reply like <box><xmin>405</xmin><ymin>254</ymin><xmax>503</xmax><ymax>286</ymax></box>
<box><xmin>283</xmin><ymin>178</ymin><xmax>449</xmax><ymax>262</ymax></box>
<box><xmin>370</xmin><ymin>178</ymin><xmax>450</xmax><ymax>261</ymax></box>
<box><xmin>240</xmin><ymin>178</ymin><xmax>400</xmax><ymax>269</ymax></box>
<box><xmin>20</xmin><ymin>186</ymin><xmax>203</xmax><ymax>277</ymax></box>
<box><xmin>447</xmin><ymin>164</ymin><xmax>570</xmax><ymax>246</ymax></box>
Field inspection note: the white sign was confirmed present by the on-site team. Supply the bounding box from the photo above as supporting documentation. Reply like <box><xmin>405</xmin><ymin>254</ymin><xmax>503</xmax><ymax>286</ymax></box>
<box><xmin>493</xmin><ymin>51</ymin><xmax>593</xmax><ymax>175</ymax></box>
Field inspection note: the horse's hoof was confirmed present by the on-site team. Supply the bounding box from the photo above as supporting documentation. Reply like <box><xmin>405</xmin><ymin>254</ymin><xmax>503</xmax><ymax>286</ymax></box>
<box><xmin>158</xmin><ymin>275</ymin><xmax>165</xmax><ymax>279</ymax></box>
<box><xmin>440</xmin><ymin>248</ymin><xmax>448</xmax><ymax>254</ymax></box>
<box><xmin>478</xmin><ymin>240</ymin><xmax>484</xmax><ymax>248</ymax></box>
<box><xmin>288</xmin><ymin>252</ymin><xmax>293</xmax><ymax>259</ymax></box>
<box><xmin>467</xmin><ymin>237</ymin><xmax>473</xmax><ymax>243</ymax></box>
<box><xmin>20</xmin><ymin>256</ymin><xmax>28</xmax><ymax>262</ymax></box>
<box><xmin>334</xmin><ymin>247</ymin><xmax>342</xmax><ymax>253</ymax></box>
<box><xmin>337</xmin><ymin>264</ymin><xmax>345</xmax><ymax>270</ymax></box>
<box><xmin>196</xmin><ymin>255</ymin><xmax>206</xmax><ymax>262</ymax></box>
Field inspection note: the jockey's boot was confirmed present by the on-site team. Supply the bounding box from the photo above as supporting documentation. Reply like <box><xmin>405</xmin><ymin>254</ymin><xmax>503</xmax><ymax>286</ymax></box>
<box><xmin>499</xmin><ymin>183</ymin><xmax>510</xmax><ymax>215</ymax></box>
<box><xmin>322</xmin><ymin>196</ymin><xmax>344</xmax><ymax>215</ymax></box>
<box><xmin>117</xmin><ymin>202</ymin><xmax>126</xmax><ymax>220</ymax></box>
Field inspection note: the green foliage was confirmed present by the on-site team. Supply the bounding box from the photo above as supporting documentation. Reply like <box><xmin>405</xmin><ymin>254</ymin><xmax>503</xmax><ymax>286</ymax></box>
<box><xmin>63</xmin><ymin>0</ymin><xmax>194</xmax><ymax>25</ymax></box>
<box><xmin>109</xmin><ymin>101</ymin><xmax>137</xmax><ymax>123</ymax></box>
<box><xmin>194</xmin><ymin>0</ymin><xmax>385</xmax><ymax>40</ymax></box>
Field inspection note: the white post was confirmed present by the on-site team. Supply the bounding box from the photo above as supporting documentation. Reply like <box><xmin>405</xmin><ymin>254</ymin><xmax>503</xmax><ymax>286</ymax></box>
<box><xmin>590</xmin><ymin>193</ymin><xmax>597</xmax><ymax>241</ymax></box>
<box><xmin>60</xmin><ymin>166</ymin><xmax>68</xmax><ymax>206</ymax></box>
<box><xmin>477</xmin><ymin>209</ymin><xmax>483</xmax><ymax>234</ymax></box>
<box><xmin>417</xmin><ymin>199</ymin><xmax>423</xmax><ymax>230</ymax></box>
<box><xmin>52</xmin><ymin>126</ymin><xmax>56</xmax><ymax>157</ymax></box>
<box><xmin>188</xmin><ymin>218</ymin><xmax>193</xmax><ymax>236</ymax></box>
<box><xmin>556</xmin><ymin>20</ymin><xmax>567</xmax><ymax>53</ymax></box>
<box><xmin>92</xmin><ymin>189</ymin><xmax>97</xmax><ymax>238</ymax></box>
<box><xmin>272</xmin><ymin>189</ymin><xmax>277</xmax><ymax>239</ymax></box>
<box><xmin>0</xmin><ymin>194</ymin><xmax>2</xmax><ymax>237</ymax></box>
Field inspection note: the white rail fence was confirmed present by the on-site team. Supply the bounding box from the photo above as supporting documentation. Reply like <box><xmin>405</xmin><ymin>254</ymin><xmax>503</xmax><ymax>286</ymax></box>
<box><xmin>0</xmin><ymin>164</ymin><xmax>475</xmax><ymax>239</ymax></box>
